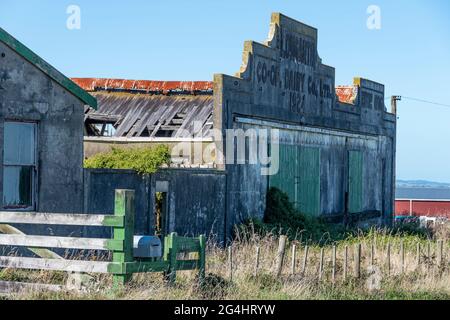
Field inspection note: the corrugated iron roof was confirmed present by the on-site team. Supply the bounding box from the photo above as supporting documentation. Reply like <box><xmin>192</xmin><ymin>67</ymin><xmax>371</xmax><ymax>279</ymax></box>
<box><xmin>73</xmin><ymin>78</ymin><xmax>213</xmax><ymax>95</ymax></box>
<box><xmin>84</xmin><ymin>91</ymin><xmax>214</xmax><ymax>138</ymax></box>
<box><xmin>336</xmin><ymin>85</ymin><xmax>358</xmax><ymax>105</ymax></box>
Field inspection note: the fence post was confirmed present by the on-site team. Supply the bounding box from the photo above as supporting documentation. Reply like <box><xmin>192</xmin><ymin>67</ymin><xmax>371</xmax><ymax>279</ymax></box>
<box><xmin>198</xmin><ymin>235</ymin><xmax>206</xmax><ymax>282</ymax></box>
<box><xmin>437</xmin><ymin>240</ymin><xmax>443</xmax><ymax>270</ymax></box>
<box><xmin>354</xmin><ymin>243</ymin><xmax>361</xmax><ymax>279</ymax></box>
<box><xmin>370</xmin><ymin>242</ymin><xmax>375</xmax><ymax>267</ymax></box>
<box><xmin>332</xmin><ymin>245</ymin><xmax>337</xmax><ymax>284</ymax></box>
<box><xmin>254</xmin><ymin>246</ymin><xmax>260</xmax><ymax>277</ymax></box>
<box><xmin>112</xmin><ymin>189</ymin><xmax>135</xmax><ymax>287</ymax></box>
<box><xmin>416</xmin><ymin>242</ymin><xmax>421</xmax><ymax>270</ymax></box>
<box><xmin>386</xmin><ymin>242</ymin><xmax>391</xmax><ymax>276</ymax></box>
<box><xmin>275</xmin><ymin>236</ymin><xmax>287</xmax><ymax>278</ymax></box>
<box><xmin>302</xmin><ymin>245</ymin><xmax>309</xmax><ymax>277</ymax></box>
<box><xmin>400</xmin><ymin>240</ymin><xmax>405</xmax><ymax>274</ymax></box>
<box><xmin>343</xmin><ymin>245</ymin><xmax>348</xmax><ymax>281</ymax></box>
<box><xmin>318</xmin><ymin>248</ymin><xmax>325</xmax><ymax>281</ymax></box>
<box><xmin>165</xmin><ymin>232</ymin><xmax>178</xmax><ymax>283</ymax></box>
<box><xmin>228</xmin><ymin>245</ymin><xmax>233</xmax><ymax>281</ymax></box>
<box><xmin>291</xmin><ymin>245</ymin><xmax>297</xmax><ymax>275</ymax></box>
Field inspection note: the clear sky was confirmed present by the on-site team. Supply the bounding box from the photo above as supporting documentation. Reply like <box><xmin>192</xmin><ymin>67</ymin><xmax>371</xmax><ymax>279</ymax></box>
<box><xmin>1</xmin><ymin>0</ymin><xmax>450</xmax><ymax>182</ymax></box>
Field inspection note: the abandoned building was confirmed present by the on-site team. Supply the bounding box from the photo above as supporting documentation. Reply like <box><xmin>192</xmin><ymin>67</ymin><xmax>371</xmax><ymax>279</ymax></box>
<box><xmin>0</xmin><ymin>27</ymin><xmax>96</xmax><ymax>214</ymax></box>
<box><xmin>76</xmin><ymin>13</ymin><xmax>397</xmax><ymax>240</ymax></box>
<box><xmin>1</xmin><ymin>13</ymin><xmax>397</xmax><ymax>244</ymax></box>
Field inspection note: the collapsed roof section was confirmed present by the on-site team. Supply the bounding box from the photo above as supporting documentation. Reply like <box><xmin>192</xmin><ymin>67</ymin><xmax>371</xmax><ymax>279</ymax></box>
<box><xmin>73</xmin><ymin>78</ymin><xmax>214</xmax><ymax>138</ymax></box>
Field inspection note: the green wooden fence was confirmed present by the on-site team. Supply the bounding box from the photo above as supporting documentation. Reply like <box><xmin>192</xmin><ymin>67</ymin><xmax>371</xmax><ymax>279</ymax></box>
<box><xmin>0</xmin><ymin>189</ymin><xmax>205</xmax><ymax>292</ymax></box>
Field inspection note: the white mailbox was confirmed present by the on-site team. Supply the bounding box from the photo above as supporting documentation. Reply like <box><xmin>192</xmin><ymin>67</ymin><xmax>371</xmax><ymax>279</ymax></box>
<box><xmin>133</xmin><ymin>236</ymin><xmax>162</xmax><ymax>258</ymax></box>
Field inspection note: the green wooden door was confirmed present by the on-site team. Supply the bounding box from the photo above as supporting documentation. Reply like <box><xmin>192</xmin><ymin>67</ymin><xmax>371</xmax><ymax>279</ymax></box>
<box><xmin>269</xmin><ymin>144</ymin><xmax>298</xmax><ymax>204</ymax></box>
<box><xmin>348</xmin><ymin>151</ymin><xmax>363</xmax><ymax>213</ymax></box>
<box><xmin>269</xmin><ymin>145</ymin><xmax>321</xmax><ymax>216</ymax></box>
<box><xmin>297</xmin><ymin>147</ymin><xmax>321</xmax><ymax>216</ymax></box>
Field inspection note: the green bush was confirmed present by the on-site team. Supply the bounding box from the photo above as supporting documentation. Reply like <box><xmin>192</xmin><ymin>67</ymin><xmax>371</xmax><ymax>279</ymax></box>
<box><xmin>239</xmin><ymin>187</ymin><xmax>433</xmax><ymax>245</ymax></box>
<box><xmin>84</xmin><ymin>145</ymin><xmax>171</xmax><ymax>175</ymax></box>
<box><xmin>239</xmin><ymin>187</ymin><xmax>344</xmax><ymax>243</ymax></box>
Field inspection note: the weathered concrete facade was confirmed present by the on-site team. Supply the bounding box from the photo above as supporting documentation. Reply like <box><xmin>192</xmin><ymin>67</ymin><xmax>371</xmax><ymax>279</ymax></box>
<box><xmin>75</xmin><ymin>13</ymin><xmax>396</xmax><ymax>242</ymax></box>
<box><xmin>213</xmin><ymin>13</ymin><xmax>396</xmax><ymax>236</ymax></box>
<box><xmin>0</xmin><ymin>28</ymin><xmax>96</xmax><ymax>213</ymax></box>
<box><xmin>0</xmin><ymin>12</ymin><xmax>393</xmax><ymax>244</ymax></box>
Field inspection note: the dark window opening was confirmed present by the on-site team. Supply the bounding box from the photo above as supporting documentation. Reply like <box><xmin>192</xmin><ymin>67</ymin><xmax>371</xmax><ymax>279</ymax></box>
<box><xmin>155</xmin><ymin>191</ymin><xmax>168</xmax><ymax>237</ymax></box>
<box><xmin>3</xmin><ymin>122</ymin><xmax>37</xmax><ymax>210</ymax></box>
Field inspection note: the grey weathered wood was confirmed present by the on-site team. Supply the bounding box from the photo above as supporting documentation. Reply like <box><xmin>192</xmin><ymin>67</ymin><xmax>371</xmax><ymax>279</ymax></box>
<box><xmin>228</xmin><ymin>246</ymin><xmax>233</xmax><ymax>281</ymax></box>
<box><xmin>370</xmin><ymin>242</ymin><xmax>375</xmax><ymax>267</ymax></box>
<box><xmin>332</xmin><ymin>245</ymin><xmax>337</xmax><ymax>283</ymax></box>
<box><xmin>318</xmin><ymin>248</ymin><xmax>324</xmax><ymax>281</ymax></box>
<box><xmin>254</xmin><ymin>246</ymin><xmax>260</xmax><ymax>277</ymax></box>
<box><xmin>0</xmin><ymin>234</ymin><xmax>115</xmax><ymax>251</ymax></box>
<box><xmin>354</xmin><ymin>243</ymin><xmax>361</xmax><ymax>278</ymax></box>
<box><xmin>291</xmin><ymin>245</ymin><xmax>297</xmax><ymax>275</ymax></box>
<box><xmin>343</xmin><ymin>246</ymin><xmax>348</xmax><ymax>281</ymax></box>
<box><xmin>0</xmin><ymin>224</ymin><xmax>62</xmax><ymax>260</ymax></box>
<box><xmin>0</xmin><ymin>256</ymin><xmax>111</xmax><ymax>273</ymax></box>
<box><xmin>301</xmin><ymin>245</ymin><xmax>309</xmax><ymax>276</ymax></box>
<box><xmin>0</xmin><ymin>280</ymin><xmax>64</xmax><ymax>295</ymax></box>
<box><xmin>400</xmin><ymin>240</ymin><xmax>405</xmax><ymax>274</ymax></box>
<box><xmin>275</xmin><ymin>236</ymin><xmax>287</xmax><ymax>277</ymax></box>
<box><xmin>437</xmin><ymin>240</ymin><xmax>444</xmax><ymax>268</ymax></box>
<box><xmin>416</xmin><ymin>242</ymin><xmax>421</xmax><ymax>269</ymax></box>
<box><xmin>0</xmin><ymin>212</ymin><xmax>113</xmax><ymax>226</ymax></box>
<box><xmin>386</xmin><ymin>243</ymin><xmax>391</xmax><ymax>275</ymax></box>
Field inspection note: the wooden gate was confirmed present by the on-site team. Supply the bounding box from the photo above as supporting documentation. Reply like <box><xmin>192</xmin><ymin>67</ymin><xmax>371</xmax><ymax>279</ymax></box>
<box><xmin>0</xmin><ymin>189</ymin><xmax>205</xmax><ymax>294</ymax></box>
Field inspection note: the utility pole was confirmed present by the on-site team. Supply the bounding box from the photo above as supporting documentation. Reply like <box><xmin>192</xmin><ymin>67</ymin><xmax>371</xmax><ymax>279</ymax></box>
<box><xmin>390</xmin><ymin>95</ymin><xmax>401</xmax><ymax>227</ymax></box>
<box><xmin>391</xmin><ymin>96</ymin><xmax>402</xmax><ymax>114</ymax></box>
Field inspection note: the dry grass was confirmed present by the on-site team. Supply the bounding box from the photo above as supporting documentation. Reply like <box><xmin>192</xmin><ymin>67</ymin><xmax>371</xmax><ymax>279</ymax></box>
<box><xmin>1</xmin><ymin>228</ymin><xmax>449</xmax><ymax>300</ymax></box>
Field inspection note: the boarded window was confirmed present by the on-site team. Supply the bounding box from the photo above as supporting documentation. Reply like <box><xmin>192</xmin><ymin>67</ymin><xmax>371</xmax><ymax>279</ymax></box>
<box><xmin>3</xmin><ymin>122</ymin><xmax>36</xmax><ymax>210</ymax></box>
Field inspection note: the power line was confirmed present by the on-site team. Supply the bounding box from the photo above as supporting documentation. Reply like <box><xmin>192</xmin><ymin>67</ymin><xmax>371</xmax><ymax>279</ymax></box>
<box><xmin>402</xmin><ymin>96</ymin><xmax>450</xmax><ymax>108</ymax></box>
<box><xmin>385</xmin><ymin>95</ymin><xmax>450</xmax><ymax>108</ymax></box>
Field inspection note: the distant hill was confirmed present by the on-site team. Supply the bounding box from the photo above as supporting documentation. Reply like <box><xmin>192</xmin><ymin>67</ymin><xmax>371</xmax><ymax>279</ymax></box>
<box><xmin>396</xmin><ymin>180</ymin><xmax>450</xmax><ymax>200</ymax></box>
<box><xmin>396</xmin><ymin>180</ymin><xmax>450</xmax><ymax>189</ymax></box>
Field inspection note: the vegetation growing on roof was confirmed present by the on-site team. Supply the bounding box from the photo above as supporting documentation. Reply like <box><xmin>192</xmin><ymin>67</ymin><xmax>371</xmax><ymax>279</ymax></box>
<box><xmin>84</xmin><ymin>145</ymin><xmax>171</xmax><ymax>175</ymax></box>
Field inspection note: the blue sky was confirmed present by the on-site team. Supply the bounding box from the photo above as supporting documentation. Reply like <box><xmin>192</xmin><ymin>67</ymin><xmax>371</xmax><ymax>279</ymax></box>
<box><xmin>1</xmin><ymin>0</ymin><xmax>450</xmax><ymax>182</ymax></box>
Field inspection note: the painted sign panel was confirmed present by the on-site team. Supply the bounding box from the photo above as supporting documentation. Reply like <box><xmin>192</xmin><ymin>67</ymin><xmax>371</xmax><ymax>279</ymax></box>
<box><xmin>243</xmin><ymin>14</ymin><xmax>335</xmax><ymax>118</ymax></box>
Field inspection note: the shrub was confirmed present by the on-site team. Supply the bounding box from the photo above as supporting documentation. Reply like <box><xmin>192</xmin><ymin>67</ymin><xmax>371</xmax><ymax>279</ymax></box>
<box><xmin>84</xmin><ymin>145</ymin><xmax>171</xmax><ymax>175</ymax></box>
<box><xmin>239</xmin><ymin>187</ymin><xmax>344</xmax><ymax>243</ymax></box>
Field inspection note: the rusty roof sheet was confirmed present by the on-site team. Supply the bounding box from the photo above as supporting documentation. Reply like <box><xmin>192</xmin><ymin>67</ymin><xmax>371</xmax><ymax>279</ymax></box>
<box><xmin>73</xmin><ymin>78</ymin><xmax>213</xmax><ymax>95</ymax></box>
<box><xmin>335</xmin><ymin>85</ymin><xmax>358</xmax><ymax>105</ymax></box>
<box><xmin>85</xmin><ymin>91</ymin><xmax>214</xmax><ymax>138</ymax></box>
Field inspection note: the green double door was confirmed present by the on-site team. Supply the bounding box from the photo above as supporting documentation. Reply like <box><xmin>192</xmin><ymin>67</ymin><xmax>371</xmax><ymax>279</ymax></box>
<box><xmin>269</xmin><ymin>145</ymin><xmax>321</xmax><ymax>216</ymax></box>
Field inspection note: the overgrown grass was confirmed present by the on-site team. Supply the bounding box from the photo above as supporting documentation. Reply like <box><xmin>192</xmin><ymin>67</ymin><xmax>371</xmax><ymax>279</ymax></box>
<box><xmin>84</xmin><ymin>145</ymin><xmax>171</xmax><ymax>175</ymax></box>
<box><xmin>1</xmin><ymin>187</ymin><xmax>448</xmax><ymax>300</ymax></box>
<box><xmin>3</xmin><ymin>230</ymin><xmax>449</xmax><ymax>300</ymax></box>
<box><xmin>238</xmin><ymin>187</ymin><xmax>432</xmax><ymax>246</ymax></box>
